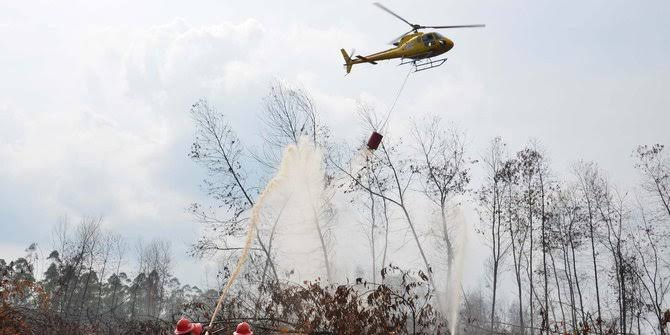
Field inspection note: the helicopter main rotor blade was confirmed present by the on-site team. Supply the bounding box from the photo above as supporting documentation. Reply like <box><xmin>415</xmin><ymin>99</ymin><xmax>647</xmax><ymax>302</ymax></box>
<box><xmin>424</xmin><ymin>24</ymin><xmax>486</xmax><ymax>29</ymax></box>
<box><xmin>373</xmin><ymin>2</ymin><xmax>416</xmax><ymax>29</ymax></box>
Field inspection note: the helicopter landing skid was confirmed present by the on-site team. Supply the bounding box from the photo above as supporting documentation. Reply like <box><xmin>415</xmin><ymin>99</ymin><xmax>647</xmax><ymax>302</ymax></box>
<box><xmin>400</xmin><ymin>57</ymin><xmax>448</xmax><ymax>72</ymax></box>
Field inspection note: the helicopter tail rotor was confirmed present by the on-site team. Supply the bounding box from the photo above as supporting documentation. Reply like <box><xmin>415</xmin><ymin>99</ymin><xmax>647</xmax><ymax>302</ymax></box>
<box><xmin>340</xmin><ymin>49</ymin><xmax>354</xmax><ymax>74</ymax></box>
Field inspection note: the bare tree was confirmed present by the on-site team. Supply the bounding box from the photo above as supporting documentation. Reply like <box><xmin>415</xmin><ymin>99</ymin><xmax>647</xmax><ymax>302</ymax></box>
<box><xmin>497</xmin><ymin>152</ymin><xmax>529</xmax><ymax>334</ymax></box>
<box><xmin>554</xmin><ymin>185</ymin><xmax>587</xmax><ymax>332</ymax></box>
<box><xmin>259</xmin><ymin>82</ymin><xmax>335</xmax><ymax>281</ymax></box>
<box><xmin>353</xmin><ymin>159</ymin><xmax>384</xmax><ymax>283</ymax></box>
<box><xmin>634</xmin><ymin>197</ymin><xmax>670</xmax><ymax>335</ymax></box>
<box><xmin>60</xmin><ymin>217</ymin><xmax>102</xmax><ymax>320</ymax></box>
<box><xmin>412</xmin><ymin>116</ymin><xmax>470</xmax><ymax>280</ymax></box>
<box><xmin>95</xmin><ymin>232</ymin><xmax>116</xmax><ymax>317</ymax></box>
<box><xmin>635</xmin><ymin>144</ymin><xmax>670</xmax><ymax>220</ymax></box>
<box><xmin>532</xmin><ymin>143</ymin><xmax>552</xmax><ymax>335</ymax></box>
<box><xmin>574</xmin><ymin>160</ymin><xmax>604</xmax><ymax>335</ymax></box>
<box><xmin>108</xmin><ymin>233</ymin><xmax>126</xmax><ymax>318</ymax></box>
<box><xmin>331</xmin><ymin>138</ymin><xmax>436</xmax><ymax>290</ymax></box>
<box><xmin>261</xmin><ymin>81</ymin><xmax>320</xmax><ymax>151</ymax></box>
<box><xmin>189</xmin><ymin>99</ymin><xmax>277</xmax><ymax>280</ymax></box>
<box><xmin>137</xmin><ymin>239</ymin><xmax>173</xmax><ymax>318</ymax></box>
<box><xmin>593</xmin><ymin>175</ymin><xmax>630</xmax><ymax>334</ymax></box>
<box><xmin>517</xmin><ymin>147</ymin><xmax>541</xmax><ymax>335</ymax></box>
<box><xmin>477</xmin><ymin>136</ymin><xmax>509</xmax><ymax>332</ymax></box>
<box><xmin>355</xmin><ymin>103</ymin><xmax>394</xmax><ymax>282</ymax></box>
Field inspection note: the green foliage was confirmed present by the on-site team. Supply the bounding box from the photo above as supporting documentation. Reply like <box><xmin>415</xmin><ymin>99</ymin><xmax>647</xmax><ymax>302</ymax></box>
<box><xmin>1</xmin><ymin>249</ymin><xmax>212</xmax><ymax>334</ymax></box>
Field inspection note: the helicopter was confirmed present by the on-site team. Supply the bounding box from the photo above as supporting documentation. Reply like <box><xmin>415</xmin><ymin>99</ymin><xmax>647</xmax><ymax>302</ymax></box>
<box><xmin>341</xmin><ymin>2</ymin><xmax>484</xmax><ymax>73</ymax></box>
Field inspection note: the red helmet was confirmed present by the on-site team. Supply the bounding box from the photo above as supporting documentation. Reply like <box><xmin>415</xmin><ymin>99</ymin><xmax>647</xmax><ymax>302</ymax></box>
<box><xmin>175</xmin><ymin>317</ymin><xmax>203</xmax><ymax>335</ymax></box>
<box><xmin>234</xmin><ymin>322</ymin><xmax>253</xmax><ymax>335</ymax></box>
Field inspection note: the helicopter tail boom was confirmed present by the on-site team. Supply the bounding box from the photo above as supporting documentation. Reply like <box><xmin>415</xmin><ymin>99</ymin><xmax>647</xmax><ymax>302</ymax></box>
<box><xmin>355</xmin><ymin>55</ymin><xmax>378</xmax><ymax>64</ymax></box>
<box><xmin>340</xmin><ymin>49</ymin><xmax>354</xmax><ymax>74</ymax></box>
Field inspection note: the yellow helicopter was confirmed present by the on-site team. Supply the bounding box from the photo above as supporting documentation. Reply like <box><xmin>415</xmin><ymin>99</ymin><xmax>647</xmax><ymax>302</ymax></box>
<box><xmin>341</xmin><ymin>2</ymin><xmax>484</xmax><ymax>73</ymax></box>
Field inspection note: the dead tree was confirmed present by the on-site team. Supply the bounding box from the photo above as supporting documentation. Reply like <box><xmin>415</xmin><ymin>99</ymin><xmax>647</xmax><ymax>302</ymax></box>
<box><xmin>593</xmin><ymin>175</ymin><xmax>630</xmax><ymax>334</ymax></box>
<box><xmin>477</xmin><ymin>136</ymin><xmax>509</xmax><ymax>332</ymax></box>
<box><xmin>412</xmin><ymin>116</ymin><xmax>470</xmax><ymax>299</ymax></box>
<box><xmin>517</xmin><ymin>147</ymin><xmax>542</xmax><ymax>335</ymax></box>
<box><xmin>137</xmin><ymin>239</ymin><xmax>172</xmax><ymax>318</ymax></box>
<box><xmin>262</xmin><ymin>81</ymin><xmax>319</xmax><ymax>150</ymax></box>
<box><xmin>331</xmin><ymin>138</ymin><xmax>436</xmax><ymax>290</ymax></box>
<box><xmin>498</xmin><ymin>155</ymin><xmax>527</xmax><ymax>334</ymax></box>
<box><xmin>260</xmin><ymin>82</ymin><xmax>335</xmax><ymax>281</ymax></box>
<box><xmin>351</xmin><ymin>102</ymin><xmax>399</xmax><ymax>283</ymax></box>
<box><xmin>574</xmin><ymin>160</ymin><xmax>604</xmax><ymax>335</ymax></box>
<box><xmin>189</xmin><ymin>99</ymin><xmax>277</xmax><ymax>280</ymax></box>
<box><xmin>554</xmin><ymin>186</ymin><xmax>587</xmax><ymax>332</ymax></box>
<box><xmin>534</xmin><ymin>143</ymin><xmax>552</xmax><ymax>335</ymax></box>
<box><xmin>635</xmin><ymin>144</ymin><xmax>670</xmax><ymax>219</ymax></box>
<box><xmin>634</xmin><ymin>197</ymin><xmax>670</xmax><ymax>335</ymax></box>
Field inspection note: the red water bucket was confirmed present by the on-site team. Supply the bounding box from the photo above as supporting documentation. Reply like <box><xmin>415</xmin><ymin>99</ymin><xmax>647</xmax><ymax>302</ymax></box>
<box><xmin>367</xmin><ymin>131</ymin><xmax>383</xmax><ymax>150</ymax></box>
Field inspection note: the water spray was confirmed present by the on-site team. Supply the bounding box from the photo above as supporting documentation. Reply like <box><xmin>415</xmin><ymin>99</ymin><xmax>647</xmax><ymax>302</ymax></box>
<box><xmin>205</xmin><ymin>138</ymin><xmax>330</xmax><ymax>333</ymax></box>
<box><xmin>205</xmin><ymin>145</ymin><xmax>296</xmax><ymax>334</ymax></box>
<box><xmin>447</xmin><ymin>208</ymin><xmax>467</xmax><ymax>335</ymax></box>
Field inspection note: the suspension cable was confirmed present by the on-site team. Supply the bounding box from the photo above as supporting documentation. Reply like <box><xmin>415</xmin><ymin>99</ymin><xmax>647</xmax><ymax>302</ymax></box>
<box><xmin>379</xmin><ymin>66</ymin><xmax>413</xmax><ymax>132</ymax></box>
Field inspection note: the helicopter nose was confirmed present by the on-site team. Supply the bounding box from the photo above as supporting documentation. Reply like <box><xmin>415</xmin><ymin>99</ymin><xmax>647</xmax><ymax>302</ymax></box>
<box><xmin>443</xmin><ymin>38</ymin><xmax>454</xmax><ymax>51</ymax></box>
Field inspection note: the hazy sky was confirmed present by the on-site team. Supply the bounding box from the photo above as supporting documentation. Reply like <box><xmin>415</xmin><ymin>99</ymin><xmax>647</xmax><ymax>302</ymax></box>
<box><xmin>1</xmin><ymin>0</ymin><xmax>669</xmax><ymax>286</ymax></box>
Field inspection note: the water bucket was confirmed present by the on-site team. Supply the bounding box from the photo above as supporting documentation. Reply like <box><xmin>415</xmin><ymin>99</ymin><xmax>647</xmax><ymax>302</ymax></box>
<box><xmin>367</xmin><ymin>131</ymin><xmax>383</xmax><ymax>150</ymax></box>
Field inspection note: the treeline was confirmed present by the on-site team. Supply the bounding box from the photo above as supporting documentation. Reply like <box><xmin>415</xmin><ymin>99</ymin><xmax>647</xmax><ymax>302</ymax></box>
<box><xmin>0</xmin><ymin>228</ymin><xmax>447</xmax><ymax>334</ymax></box>
<box><xmin>0</xmin><ymin>219</ymin><xmax>217</xmax><ymax>334</ymax></box>
<box><xmin>473</xmin><ymin>141</ymin><xmax>670</xmax><ymax>335</ymax></box>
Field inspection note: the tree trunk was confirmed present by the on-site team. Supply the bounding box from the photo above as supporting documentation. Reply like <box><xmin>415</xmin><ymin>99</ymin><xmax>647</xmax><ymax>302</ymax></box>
<box><xmin>589</xmin><ymin>225</ymin><xmax>603</xmax><ymax>335</ymax></box>
<box><xmin>550</xmin><ymin>251</ymin><xmax>566</xmax><ymax>334</ymax></box>
<box><xmin>562</xmin><ymin>243</ymin><xmax>577</xmax><ymax>332</ymax></box>
<box><xmin>586</xmin><ymin>198</ymin><xmax>603</xmax><ymax>335</ymax></box>
<box><xmin>490</xmin><ymin>184</ymin><xmax>500</xmax><ymax>332</ymax></box>
<box><xmin>370</xmin><ymin>186</ymin><xmax>377</xmax><ymax>283</ymax></box>
<box><xmin>381</xmin><ymin>197</ymin><xmax>391</xmax><ymax>278</ymax></box>
<box><xmin>312</xmin><ymin>207</ymin><xmax>332</xmax><ymax>282</ymax></box>
<box><xmin>383</xmin><ymin>145</ymin><xmax>436</xmax><ymax>289</ymax></box>
<box><xmin>569</xmin><ymin>228</ymin><xmax>586</xmax><ymax>327</ymax></box>
<box><xmin>540</xmin><ymin>174</ymin><xmax>549</xmax><ymax>335</ymax></box>
<box><xmin>508</xmin><ymin>186</ymin><xmax>525</xmax><ymax>334</ymax></box>
<box><xmin>528</xmin><ymin>190</ymin><xmax>535</xmax><ymax>335</ymax></box>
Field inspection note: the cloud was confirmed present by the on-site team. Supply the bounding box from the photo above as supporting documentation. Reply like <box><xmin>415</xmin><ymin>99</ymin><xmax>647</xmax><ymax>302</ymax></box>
<box><xmin>0</xmin><ymin>12</ymin><xmax>369</xmax><ymax>284</ymax></box>
<box><xmin>124</xmin><ymin>18</ymin><xmax>265</xmax><ymax>102</ymax></box>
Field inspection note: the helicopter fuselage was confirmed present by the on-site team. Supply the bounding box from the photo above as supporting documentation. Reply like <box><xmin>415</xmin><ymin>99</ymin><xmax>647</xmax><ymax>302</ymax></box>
<box><xmin>341</xmin><ymin>32</ymin><xmax>454</xmax><ymax>73</ymax></box>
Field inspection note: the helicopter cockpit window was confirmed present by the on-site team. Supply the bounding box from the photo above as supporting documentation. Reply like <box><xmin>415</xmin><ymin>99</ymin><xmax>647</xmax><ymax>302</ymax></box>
<box><xmin>422</xmin><ymin>33</ymin><xmax>436</xmax><ymax>46</ymax></box>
